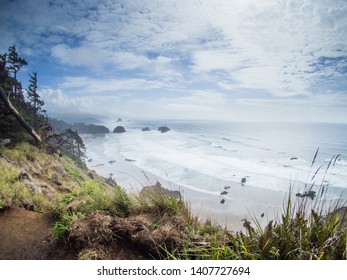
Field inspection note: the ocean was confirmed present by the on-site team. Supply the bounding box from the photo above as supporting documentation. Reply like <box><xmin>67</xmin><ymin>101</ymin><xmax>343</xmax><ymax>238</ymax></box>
<box><xmin>82</xmin><ymin>120</ymin><xmax>347</xmax><ymax>228</ymax></box>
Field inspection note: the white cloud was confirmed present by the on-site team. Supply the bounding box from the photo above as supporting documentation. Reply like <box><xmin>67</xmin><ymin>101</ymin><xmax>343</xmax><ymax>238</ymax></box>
<box><xmin>51</xmin><ymin>45</ymin><xmax>108</xmax><ymax>69</ymax></box>
<box><xmin>39</xmin><ymin>88</ymin><xmax>93</xmax><ymax>112</ymax></box>
<box><xmin>2</xmin><ymin>0</ymin><xmax>347</xmax><ymax>122</ymax></box>
<box><xmin>237</xmin><ymin>93</ymin><xmax>347</xmax><ymax>108</ymax></box>
<box><xmin>59</xmin><ymin>76</ymin><xmax>168</xmax><ymax>94</ymax></box>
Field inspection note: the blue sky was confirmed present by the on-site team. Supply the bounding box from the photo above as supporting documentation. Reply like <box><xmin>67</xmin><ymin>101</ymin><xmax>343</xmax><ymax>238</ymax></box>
<box><xmin>1</xmin><ymin>0</ymin><xmax>347</xmax><ymax>122</ymax></box>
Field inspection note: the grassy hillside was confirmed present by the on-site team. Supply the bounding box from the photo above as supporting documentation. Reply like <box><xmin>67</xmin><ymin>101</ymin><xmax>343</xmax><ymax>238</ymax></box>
<box><xmin>0</xmin><ymin>142</ymin><xmax>346</xmax><ymax>259</ymax></box>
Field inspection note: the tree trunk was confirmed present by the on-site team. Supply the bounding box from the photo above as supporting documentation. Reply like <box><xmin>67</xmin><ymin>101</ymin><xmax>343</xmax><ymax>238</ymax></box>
<box><xmin>0</xmin><ymin>85</ymin><xmax>41</xmax><ymax>143</ymax></box>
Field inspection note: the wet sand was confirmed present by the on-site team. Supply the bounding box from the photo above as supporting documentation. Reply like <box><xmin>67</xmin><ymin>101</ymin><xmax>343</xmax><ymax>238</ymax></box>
<box><xmin>87</xmin><ymin>156</ymin><xmax>288</xmax><ymax>231</ymax></box>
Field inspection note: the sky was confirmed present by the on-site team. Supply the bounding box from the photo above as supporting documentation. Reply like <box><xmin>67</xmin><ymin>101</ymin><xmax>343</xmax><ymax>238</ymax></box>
<box><xmin>1</xmin><ymin>0</ymin><xmax>347</xmax><ymax>123</ymax></box>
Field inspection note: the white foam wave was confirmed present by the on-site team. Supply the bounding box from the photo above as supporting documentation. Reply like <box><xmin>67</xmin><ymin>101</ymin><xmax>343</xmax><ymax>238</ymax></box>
<box><xmin>85</xmin><ymin>122</ymin><xmax>347</xmax><ymax>198</ymax></box>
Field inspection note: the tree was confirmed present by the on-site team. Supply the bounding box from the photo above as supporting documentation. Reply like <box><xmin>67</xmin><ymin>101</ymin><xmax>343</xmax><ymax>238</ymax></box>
<box><xmin>0</xmin><ymin>85</ymin><xmax>42</xmax><ymax>143</ymax></box>
<box><xmin>7</xmin><ymin>45</ymin><xmax>27</xmax><ymax>80</ymax></box>
<box><xmin>7</xmin><ymin>44</ymin><xmax>27</xmax><ymax>99</ymax></box>
<box><xmin>0</xmin><ymin>46</ymin><xmax>41</xmax><ymax>143</ymax></box>
<box><xmin>26</xmin><ymin>71</ymin><xmax>45</xmax><ymax>129</ymax></box>
<box><xmin>61</xmin><ymin>128</ymin><xmax>86</xmax><ymax>162</ymax></box>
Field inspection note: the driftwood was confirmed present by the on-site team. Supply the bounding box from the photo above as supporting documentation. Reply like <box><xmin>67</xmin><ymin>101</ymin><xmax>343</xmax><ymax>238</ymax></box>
<box><xmin>0</xmin><ymin>85</ymin><xmax>41</xmax><ymax>143</ymax></box>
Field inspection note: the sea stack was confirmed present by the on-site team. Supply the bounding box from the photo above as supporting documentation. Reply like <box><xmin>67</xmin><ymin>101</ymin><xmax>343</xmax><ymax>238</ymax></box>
<box><xmin>113</xmin><ymin>126</ymin><xmax>126</xmax><ymax>133</ymax></box>
<box><xmin>158</xmin><ymin>126</ymin><xmax>170</xmax><ymax>133</ymax></box>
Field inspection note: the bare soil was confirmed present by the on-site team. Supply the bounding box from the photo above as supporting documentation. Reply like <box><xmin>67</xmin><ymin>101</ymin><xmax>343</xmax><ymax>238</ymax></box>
<box><xmin>0</xmin><ymin>208</ymin><xmax>185</xmax><ymax>260</ymax></box>
<box><xmin>0</xmin><ymin>207</ymin><xmax>55</xmax><ymax>260</ymax></box>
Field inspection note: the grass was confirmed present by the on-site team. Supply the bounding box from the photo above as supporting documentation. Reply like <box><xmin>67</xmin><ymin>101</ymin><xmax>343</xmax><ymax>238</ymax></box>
<box><xmin>0</xmin><ymin>160</ymin><xmax>50</xmax><ymax>211</ymax></box>
<box><xmin>1</xmin><ymin>142</ymin><xmax>346</xmax><ymax>259</ymax></box>
<box><xmin>52</xmin><ymin>211</ymin><xmax>85</xmax><ymax>240</ymax></box>
<box><xmin>166</xmin><ymin>150</ymin><xmax>347</xmax><ymax>260</ymax></box>
<box><xmin>167</xmin><ymin>191</ymin><xmax>346</xmax><ymax>260</ymax></box>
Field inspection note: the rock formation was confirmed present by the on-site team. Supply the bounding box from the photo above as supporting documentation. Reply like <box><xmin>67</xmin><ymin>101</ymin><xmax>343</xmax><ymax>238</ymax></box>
<box><xmin>113</xmin><ymin>126</ymin><xmax>126</xmax><ymax>133</ymax></box>
<box><xmin>140</xmin><ymin>182</ymin><xmax>181</xmax><ymax>199</ymax></box>
<box><xmin>158</xmin><ymin>126</ymin><xmax>170</xmax><ymax>133</ymax></box>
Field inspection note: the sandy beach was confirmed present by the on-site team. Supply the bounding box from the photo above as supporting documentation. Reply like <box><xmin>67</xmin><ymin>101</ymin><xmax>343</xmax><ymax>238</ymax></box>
<box><xmin>86</xmin><ymin>149</ymin><xmax>289</xmax><ymax>232</ymax></box>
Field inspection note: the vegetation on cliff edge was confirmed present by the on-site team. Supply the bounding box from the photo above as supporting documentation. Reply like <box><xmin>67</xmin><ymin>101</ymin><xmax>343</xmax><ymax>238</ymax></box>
<box><xmin>0</xmin><ymin>142</ymin><xmax>346</xmax><ymax>260</ymax></box>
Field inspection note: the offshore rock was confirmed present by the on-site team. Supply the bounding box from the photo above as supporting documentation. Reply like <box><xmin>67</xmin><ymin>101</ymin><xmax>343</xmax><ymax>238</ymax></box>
<box><xmin>158</xmin><ymin>126</ymin><xmax>170</xmax><ymax>133</ymax></box>
<box><xmin>113</xmin><ymin>126</ymin><xmax>126</xmax><ymax>133</ymax></box>
<box><xmin>73</xmin><ymin>123</ymin><xmax>110</xmax><ymax>134</ymax></box>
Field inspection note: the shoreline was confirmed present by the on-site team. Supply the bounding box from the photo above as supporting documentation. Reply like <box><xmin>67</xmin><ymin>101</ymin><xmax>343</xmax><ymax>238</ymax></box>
<box><xmin>86</xmin><ymin>154</ymin><xmax>288</xmax><ymax>231</ymax></box>
<box><xmin>81</xmin><ymin>132</ymin><xmax>346</xmax><ymax>232</ymax></box>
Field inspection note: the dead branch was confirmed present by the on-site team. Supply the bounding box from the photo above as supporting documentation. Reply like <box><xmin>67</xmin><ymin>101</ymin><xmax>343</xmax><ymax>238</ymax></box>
<box><xmin>0</xmin><ymin>85</ymin><xmax>41</xmax><ymax>143</ymax></box>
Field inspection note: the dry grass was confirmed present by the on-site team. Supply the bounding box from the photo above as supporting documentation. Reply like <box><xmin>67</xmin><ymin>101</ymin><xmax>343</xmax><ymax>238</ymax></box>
<box><xmin>2</xmin><ymin>142</ymin><xmax>345</xmax><ymax>260</ymax></box>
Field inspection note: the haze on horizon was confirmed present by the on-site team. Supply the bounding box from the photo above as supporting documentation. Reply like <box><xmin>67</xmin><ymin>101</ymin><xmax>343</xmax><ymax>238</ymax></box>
<box><xmin>1</xmin><ymin>0</ymin><xmax>347</xmax><ymax>123</ymax></box>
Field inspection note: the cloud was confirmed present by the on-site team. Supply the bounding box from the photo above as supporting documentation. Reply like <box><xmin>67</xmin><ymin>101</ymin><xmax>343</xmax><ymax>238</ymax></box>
<box><xmin>51</xmin><ymin>44</ymin><xmax>179</xmax><ymax>81</ymax></box>
<box><xmin>59</xmin><ymin>76</ymin><xmax>168</xmax><ymax>94</ymax></box>
<box><xmin>237</xmin><ymin>93</ymin><xmax>347</xmax><ymax>108</ymax></box>
<box><xmin>51</xmin><ymin>45</ymin><xmax>109</xmax><ymax>69</ymax></box>
<box><xmin>39</xmin><ymin>88</ymin><xmax>93</xmax><ymax>112</ymax></box>
<box><xmin>2</xmin><ymin>0</ymin><xmax>347</xmax><ymax>122</ymax></box>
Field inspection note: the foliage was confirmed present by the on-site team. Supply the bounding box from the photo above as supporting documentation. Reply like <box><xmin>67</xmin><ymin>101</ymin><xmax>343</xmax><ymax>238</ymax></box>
<box><xmin>7</xmin><ymin>44</ymin><xmax>27</xmax><ymax>80</ymax></box>
<box><xmin>0</xmin><ymin>45</ymin><xmax>45</xmax><ymax>142</ymax></box>
<box><xmin>167</xmin><ymin>152</ymin><xmax>347</xmax><ymax>260</ymax></box>
<box><xmin>52</xmin><ymin>211</ymin><xmax>84</xmax><ymax>240</ymax></box>
<box><xmin>26</xmin><ymin>71</ymin><xmax>45</xmax><ymax>129</ymax></box>
<box><xmin>60</xmin><ymin>128</ymin><xmax>86</xmax><ymax>163</ymax></box>
<box><xmin>1</xmin><ymin>116</ymin><xmax>346</xmax><ymax>260</ymax></box>
<box><xmin>134</xmin><ymin>187</ymin><xmax>186</xmax><ymax>217</ymax></box>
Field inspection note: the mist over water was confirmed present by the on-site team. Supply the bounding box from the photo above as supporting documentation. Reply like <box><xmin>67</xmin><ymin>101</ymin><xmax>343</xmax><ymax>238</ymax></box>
<box><xmin>84</xmin><ymin>121</ymin><xmax>347</xmax><ymax>202</ymax></box>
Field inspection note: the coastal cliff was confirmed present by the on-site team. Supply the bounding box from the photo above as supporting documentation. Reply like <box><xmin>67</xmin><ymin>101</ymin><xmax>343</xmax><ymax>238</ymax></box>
<box><xmin>0</xmin><ymin>142</ymin><xmax>346</xmax><ymax>260</ymax></box>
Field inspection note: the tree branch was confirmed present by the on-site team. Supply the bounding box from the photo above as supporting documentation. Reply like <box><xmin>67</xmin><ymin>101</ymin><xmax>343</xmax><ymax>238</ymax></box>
<box><xmin>0</xmin><ymin>85</ymin><xmax>41</xmax><ymax>143</ymax></box>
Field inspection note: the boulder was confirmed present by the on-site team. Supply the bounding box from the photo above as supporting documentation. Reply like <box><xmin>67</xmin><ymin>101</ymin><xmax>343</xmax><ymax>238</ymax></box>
<box><xmin>116</xmin><ymin>118</ymin><xmax>122</xmax><ymax>122</ymax></box>
<box><xmin>296</xmin><ymin>190</ymin><xmax>316</xmax><ymax>200</ymax></box>
<box><xmin>24</xmin><ymin>180</ymin><xmax>42</xmax><ymax>195</ymax></box>
<box><xmin>140</xmin><ymin>182</ymin><xmax>181</xmax><ymax>199</ymax></box>
<box><xmin>241</xmin><ymin>177</ymin><xmax>246</xmax><ymax>184</ymax></box>
<box><xmin>158</xmin><ymin>126</ymin><xmax>170</xmax><ymax>133</ymax></box>
<box><xmin>220</xmin><ymin>199</ymin><xmax>225</xmax><ymax>204</ymax></box>
<box><xmin>290</xmin><ymin>157</ymin><xmax>298</xmax><ymax>160</ymax></box>
<box><xmin>142</xmin><ymin>127</ymin><xmax>151</xmax><ymax>131</ymax></box>
<box><xmin>113</xmin><ymin>126</ymin><xmax>126</xmax><ymax>133</ymax></box>
<box><xmin>220</xmin><ymin>191</ymin><xmax>228</xmax><ymax>195</ymax></box>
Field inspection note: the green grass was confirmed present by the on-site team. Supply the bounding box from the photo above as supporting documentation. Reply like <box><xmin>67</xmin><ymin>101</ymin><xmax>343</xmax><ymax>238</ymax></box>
<box><xmin>0</xmin><ymin>161</ymin><xmax>49</xmax><ymax>211</ymax></box>
<box><xmin>52</xmin><ymin>211</ymin><xmax>85</xmax><ymax>240</ymax></box>
<box><xmin>168</xmin><ymin>193</ymin><xmax>346</xmax><ymax>260</ymax></box>
<box><xmin>133</xmin><ymin>187</ymin><xmax>186</xmax><ymax>217</ymax></box>
<box><xmin>2</xmin><ymin>142</ymin><xmax>346</xmax><ymax>259</ymax></box>
<box><xmin>167</xmin><ymin>152</ymin><xmax>347</xmax><ymax>260</ymax></box>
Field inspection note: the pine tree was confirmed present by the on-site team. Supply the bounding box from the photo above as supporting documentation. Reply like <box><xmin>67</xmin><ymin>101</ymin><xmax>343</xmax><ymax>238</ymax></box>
<box><xmin>7</xmin><ymin>44</ymin><xmax>27</xmax><ymax>99</ymax></box>
<box><xmin>26</xmin><ymin>71</ymin><xmax>44</xmax><ymax>129</ymax></box>
<box><xmin>7</xmin><ymin>45</ymin><xmax>28</xmax><ymax>80</ymax></box>
<box><xmin>0</xmin><ymin>47</ymin><xmax>42</xmax><ymax>143</ymax></box>
<box><xmin>62</xmin><ymin>128</ymin><xmax>86</xmax><ymax>162</ymax></box>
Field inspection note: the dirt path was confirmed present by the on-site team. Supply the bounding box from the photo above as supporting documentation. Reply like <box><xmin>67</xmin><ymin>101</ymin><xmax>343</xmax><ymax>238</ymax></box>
<box><xmin>0</xmin><ymin>207</ymin><xmax>55</xmax><ymax>260</ymax></box>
